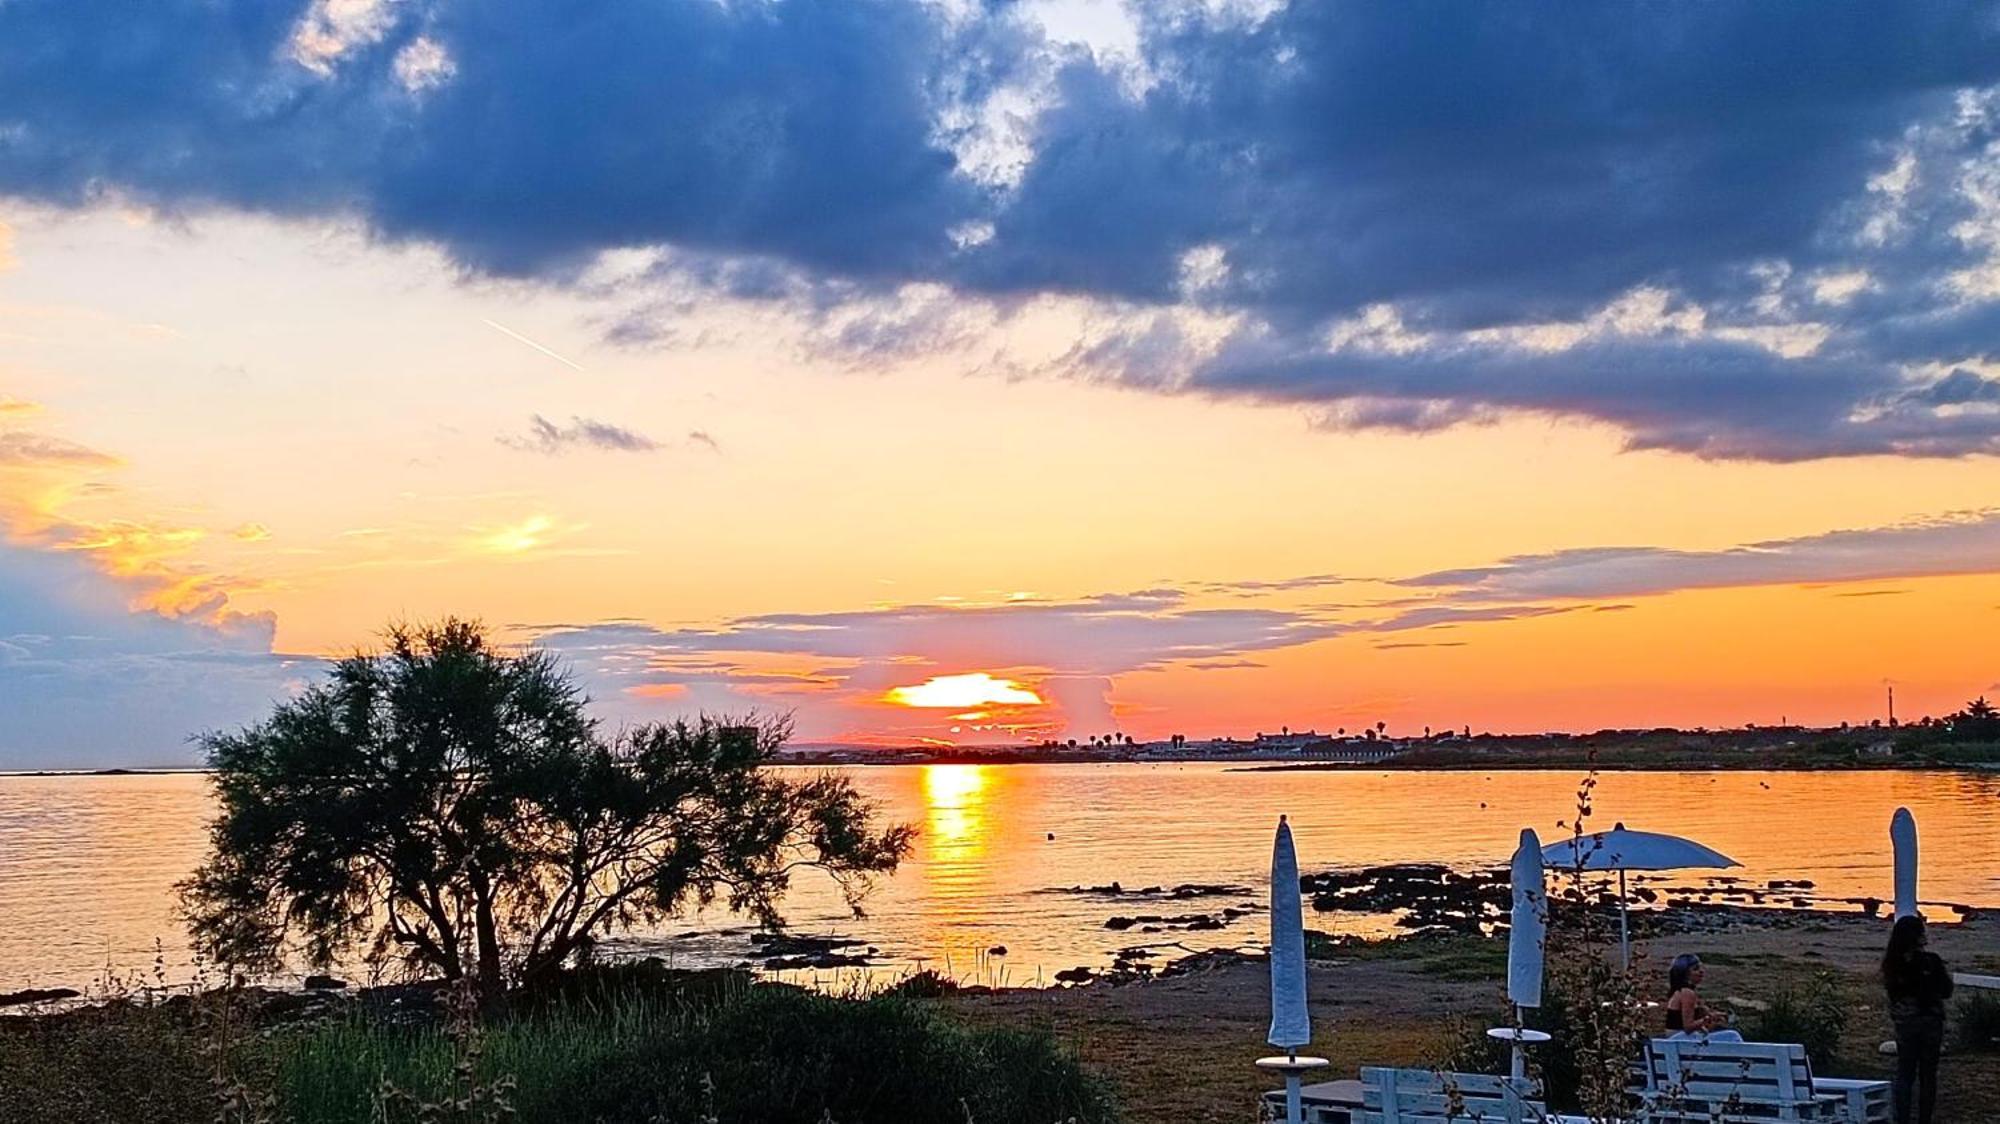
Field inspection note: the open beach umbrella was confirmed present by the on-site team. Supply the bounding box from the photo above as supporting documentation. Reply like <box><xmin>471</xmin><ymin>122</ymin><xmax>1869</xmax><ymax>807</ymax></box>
<box><xmin>1891</xmin><ymin>807</ymin><xmax>1919</xmax><ymax>919</ymax></box>
<box><xmin>1540</xmin><ymin>822</ymin><xmax>1739</xmax><ymax>968</ymax></box>
<box><xmin>1268</xmin><ymin>815</ymin><xmax>1312</xmax><ymax>1053</ymax></box>
<box><xmin>1508</xmin><ymin>828</ymin><xmax>1546</xmax><ymax>1010</ymax></box>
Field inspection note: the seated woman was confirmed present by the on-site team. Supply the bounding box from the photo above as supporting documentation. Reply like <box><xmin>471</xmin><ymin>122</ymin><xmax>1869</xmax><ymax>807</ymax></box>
<box><xmin>1664</xmin><ymin>954</ymin><xmax>1743</xmax><ymax>1042</ymax></box>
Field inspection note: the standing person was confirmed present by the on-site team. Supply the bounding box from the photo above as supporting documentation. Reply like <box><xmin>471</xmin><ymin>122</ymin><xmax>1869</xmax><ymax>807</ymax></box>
<box><xmin>1883</xmin><ymin>915</ymin><xmax>1953</xmax><ymax>1124</ymax></box>
<box><xmin>1663</xmin><ymin>954</ymin><xmax>1743</xmax><ymax>1042</ymax></box>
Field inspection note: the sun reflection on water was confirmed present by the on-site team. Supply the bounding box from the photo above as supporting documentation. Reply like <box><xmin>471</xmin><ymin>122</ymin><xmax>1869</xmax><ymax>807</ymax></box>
<box><xmin>921</xmin><ymin>763</ymin><xmax>991</xmax><ymax>859</ymax></box>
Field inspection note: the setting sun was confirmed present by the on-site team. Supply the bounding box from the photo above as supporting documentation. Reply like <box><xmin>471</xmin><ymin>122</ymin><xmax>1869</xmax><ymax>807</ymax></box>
<box><xmin>884</xmin><ymin>673</ymin><xmax>1043</xmax><ymax>709</ymax></box>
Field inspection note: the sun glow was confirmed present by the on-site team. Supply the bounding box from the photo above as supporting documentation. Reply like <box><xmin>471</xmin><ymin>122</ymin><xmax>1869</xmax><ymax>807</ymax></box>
<box><xmin>479</xmin><ymin>514</ymin><xmax>554</xmax><ymax>554</ymax></box>
<box><xmin>884</xmin><ymin>673</ymin><xmax>1043</xmax><ymax>709</ymax></box>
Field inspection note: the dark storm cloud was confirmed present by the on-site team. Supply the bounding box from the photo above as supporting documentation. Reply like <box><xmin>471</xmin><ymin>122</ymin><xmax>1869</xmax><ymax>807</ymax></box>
<box><xmin>7</xmin><ymin>1</ymin><xmax>2000</xmax><ymax>459</ymax></box>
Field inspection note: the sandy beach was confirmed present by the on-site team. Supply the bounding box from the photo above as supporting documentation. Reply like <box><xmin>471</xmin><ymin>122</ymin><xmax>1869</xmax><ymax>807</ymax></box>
<box><xmin>954</xmin><ymin>912</ymin><xmax>2000</xmax><ymax>1122</ymax></box>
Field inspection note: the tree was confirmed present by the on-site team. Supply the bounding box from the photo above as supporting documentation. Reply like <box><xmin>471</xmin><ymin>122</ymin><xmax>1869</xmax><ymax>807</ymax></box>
<box><xmin>179</xmin><ymin>619</ymin><xmax>912</xmax><ymax>997</ymax></box>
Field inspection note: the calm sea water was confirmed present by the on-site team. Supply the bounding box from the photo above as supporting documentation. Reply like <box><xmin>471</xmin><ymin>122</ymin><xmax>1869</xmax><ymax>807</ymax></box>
<box><xmin>1</xmin><ymin>765</ymin><xmax>1995</xmax><ymax>993</ymax></box>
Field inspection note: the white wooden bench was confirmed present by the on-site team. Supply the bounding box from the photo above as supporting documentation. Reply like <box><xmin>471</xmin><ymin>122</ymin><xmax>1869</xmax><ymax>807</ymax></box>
<box><xmin>1639</xmin><ymin>1039</ymin><xmax>1889</xmax><ymax>1123</ymax></box>
<box><xmin>1354</xmin><ymin>1067</ymin><xmax>1549</xmax><ymax>1123</ymax></box>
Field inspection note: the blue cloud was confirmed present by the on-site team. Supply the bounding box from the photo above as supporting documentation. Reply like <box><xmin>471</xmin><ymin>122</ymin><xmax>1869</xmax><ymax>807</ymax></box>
<box><xmin>0</xmin><ymin>541</ymin><xmax>304</xmax><ymax>768</ymax></box>
<box><xmin>7</xmin><ymin>1</ymin><xmax>2000</xmax><ymax>458</ymax></box>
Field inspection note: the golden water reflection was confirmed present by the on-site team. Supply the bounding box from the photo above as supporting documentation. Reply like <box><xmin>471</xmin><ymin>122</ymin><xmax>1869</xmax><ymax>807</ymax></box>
<box><xmin>2</xmin><ymin>766</ymin><xmax>1997</xmax><ymax>991</ymax></box>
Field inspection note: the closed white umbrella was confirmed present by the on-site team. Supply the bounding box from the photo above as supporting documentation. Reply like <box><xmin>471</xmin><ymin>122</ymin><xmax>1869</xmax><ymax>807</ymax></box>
<box><xmin>1509</xmin><ymin>827</ymin><xmax>1546</xmax><ymax>1010</ymax></box>
<box><xmin>1268</xmin><ymin>814</ymin><xmax>1311</xmax><ymax>1051</ymax></box>
<box><xmin>1257</xmin><ymin>815</ymin><xmax>1327</xmax><ymax>1124</ymax></box>
<box><xmin>1891</xmin><ymin>807</ymin><xmax>1919</xmax><ymax>919</ymax></box>
<box><xmin>1493</xmin><ymin>828</ymin><xmax>1552</xmax><ymax>1079</ymax></box>
<box><xmin>1541</xmin><ymin>822</ymin><xmax>1739</xmax><ymax>968</ymax></box>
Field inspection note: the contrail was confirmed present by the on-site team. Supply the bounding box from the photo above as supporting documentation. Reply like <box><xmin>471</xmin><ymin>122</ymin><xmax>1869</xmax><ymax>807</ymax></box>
<box><xmin>481</xmin><ymin>318</ymin><xmax>585</xmax><ymax>371</ymax></box>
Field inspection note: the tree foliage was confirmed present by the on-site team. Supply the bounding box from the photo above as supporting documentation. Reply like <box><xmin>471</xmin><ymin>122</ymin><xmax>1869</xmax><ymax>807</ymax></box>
<box><xmin>179</xmin><ymin>618</ymin><xmax>912</xmax><ymax>995</ymax></box>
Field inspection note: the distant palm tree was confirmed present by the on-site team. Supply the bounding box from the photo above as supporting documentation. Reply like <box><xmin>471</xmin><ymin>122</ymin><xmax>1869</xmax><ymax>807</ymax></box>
<box><xmin>1966</xmin><ymin>696</ymin><xmax>1996</xmax><ymax>721</ymax></box>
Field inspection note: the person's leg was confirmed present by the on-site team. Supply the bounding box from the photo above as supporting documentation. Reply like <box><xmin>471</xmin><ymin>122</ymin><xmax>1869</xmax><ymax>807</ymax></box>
<box><xmin>1892</xmin><ymin>1031</ymin><xmax>1919</xmax><ymax>1124</ymax></box>
<box><xmin>1915</xmin><ymin>1027</ymin><xmax>1942</xmax><ymax>1124</ymax></box>
<box><xmin>1704</xmin><ymin>1029</ymin><xmax>1745</xmax><ymax>1043</ymax></box>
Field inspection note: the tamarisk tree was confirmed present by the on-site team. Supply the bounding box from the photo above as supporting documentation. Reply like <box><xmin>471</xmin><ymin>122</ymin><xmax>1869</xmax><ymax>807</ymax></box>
<box><xmin>179</xmin><ymin>618</ymin><xmax>911</xmax><ymax>996</ymax></box>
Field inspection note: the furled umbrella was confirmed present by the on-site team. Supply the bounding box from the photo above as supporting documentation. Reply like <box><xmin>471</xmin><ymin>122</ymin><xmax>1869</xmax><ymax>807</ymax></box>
<box><xmin>1490</xmin><ymin>828</ymin><xmax>1551</xmax><ymax>1079</ymax></box>
<box><xmin>1540</xmin><ymin>822</ymin><xmax>1739</xmax><ymax>968</ymax></box>
<box><xmin>1891</xmin><ymin>807</ymin><xmax>1919</xmax><ymax>919</ymax></box>
<box><xmin>1256</xmin><ymin>815</ymin><xmax>1327</xmax><ymax>1124</ymax></box>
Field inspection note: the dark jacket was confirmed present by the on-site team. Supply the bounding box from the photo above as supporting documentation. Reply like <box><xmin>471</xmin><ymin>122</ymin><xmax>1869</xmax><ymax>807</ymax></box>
<box><xmin>1886</xmin><ymin>950</ymin><xmax>1954</xmax><ymax>1026</ymax></box>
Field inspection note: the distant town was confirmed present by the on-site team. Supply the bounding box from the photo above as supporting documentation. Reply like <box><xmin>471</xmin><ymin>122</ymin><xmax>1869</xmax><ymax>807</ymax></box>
<box><xmin>783</xmin><ymin>699</ymin><xmax>2000</xmax><ymax>770</ymax></box>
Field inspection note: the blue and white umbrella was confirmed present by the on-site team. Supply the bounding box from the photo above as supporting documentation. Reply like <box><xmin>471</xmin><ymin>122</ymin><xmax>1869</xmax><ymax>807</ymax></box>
<box><xmin>1541</xmin><ymin>822</ymin><xmax>1739</xmax><ymax>967</ymax></box>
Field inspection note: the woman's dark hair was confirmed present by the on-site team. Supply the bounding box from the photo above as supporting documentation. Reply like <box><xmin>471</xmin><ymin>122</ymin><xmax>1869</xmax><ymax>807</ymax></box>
<box><xmin>1882</xmin><ymin>915</ymin><xmax>1928</xmax><ymax>996</ymax></box>
<box><xmin>1668</xmin><ymin>953</ymin><xmax>1701</xmax><ymax>998</ymax></box>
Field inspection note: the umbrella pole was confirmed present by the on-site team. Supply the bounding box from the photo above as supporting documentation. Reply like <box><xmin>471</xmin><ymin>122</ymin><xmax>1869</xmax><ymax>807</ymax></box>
<box><xmin>1511</xmin><ymin>1004</ymin><xmax>1525</xmax><ymax>1080</ymax></box>
<box><xmin>1618</xmin><ymin>868</ymin><xmax>1631</xmax><ymax>971</ymax></box>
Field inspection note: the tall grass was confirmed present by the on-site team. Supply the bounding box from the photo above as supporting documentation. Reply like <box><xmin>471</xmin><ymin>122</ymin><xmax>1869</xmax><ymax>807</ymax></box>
<box><xmin>270</xmin><ymin>984</ymin><xmax>1118</xmax><ymax>1124</ymax></box>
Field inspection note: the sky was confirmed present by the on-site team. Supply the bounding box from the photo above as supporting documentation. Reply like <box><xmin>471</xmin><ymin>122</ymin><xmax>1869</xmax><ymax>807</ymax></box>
<box><xmin>4</xmin><ymin>0</ymin><xmax>2000</xmax><ymax>766</ymax></box>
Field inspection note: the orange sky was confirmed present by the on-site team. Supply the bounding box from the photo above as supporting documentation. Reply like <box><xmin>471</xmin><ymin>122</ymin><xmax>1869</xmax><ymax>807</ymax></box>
<box><xmin>2</xmin><ymin>207</ymin><xmax>1996</xmax><ymax>764</ymax></box>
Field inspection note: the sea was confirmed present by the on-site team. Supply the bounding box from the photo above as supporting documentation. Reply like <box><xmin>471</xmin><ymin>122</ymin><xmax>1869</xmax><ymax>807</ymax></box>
<box><xmin>1</xmin><ymin>764</ymin><xmax>1995</xmax><ymax>994</ymax></box>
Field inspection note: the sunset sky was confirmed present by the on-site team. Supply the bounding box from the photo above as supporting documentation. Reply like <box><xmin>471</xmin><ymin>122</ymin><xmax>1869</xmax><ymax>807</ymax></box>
<box><xmin>5</xmin><ymin>2</ymin><xmax>2000</xmax><ymax>766</ymax></box>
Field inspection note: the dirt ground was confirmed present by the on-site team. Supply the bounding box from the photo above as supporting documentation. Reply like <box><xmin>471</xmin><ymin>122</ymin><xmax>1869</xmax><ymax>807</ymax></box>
<box><xmin>953</xmin><ymin>913</ymin><xmax>2000</xmax><ymax>1124</ymax></box>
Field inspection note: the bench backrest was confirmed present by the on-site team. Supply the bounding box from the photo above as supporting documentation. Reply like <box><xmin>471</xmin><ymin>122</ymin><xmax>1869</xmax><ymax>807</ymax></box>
<box><xmin>1642</xmin><ymin>1038</ymin><xmax>1817</xmax><ymax>1110</ymax></box>
<box><xmin>1358</xmin><ymin>1067</ymin><xmax>1543</xmax><ymax>1123</ymax></box>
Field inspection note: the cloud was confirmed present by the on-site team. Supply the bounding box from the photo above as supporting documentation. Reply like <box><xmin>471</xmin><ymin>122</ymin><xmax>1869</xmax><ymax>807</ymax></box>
<box><xmin>1401</xmin><ymin>509</ymin><xmax>2000</xmax><ymax>601</ymax></box>
<box><xmin>531</xmin><ymin>588</ymin><xmax>1345</xmax><ymax>680</ymax></box>
<box><xmin>0</xmin><ymin>538</ymin><xmax>301</xmax><ymax>768</ymax></box>
<box><xmin>9</xmin><ymin>4</ymin><xmax>2000</xmax><ymax>459</ymax></box>
<box><xmin>500</xmin><ymin>414</ymin><xmax>660</xmax><ymax>454</ymax></box>
<box><xmin>0</xmin><ymin>431</ymin><xmax>119</xmax><ymax>466</ymax></box>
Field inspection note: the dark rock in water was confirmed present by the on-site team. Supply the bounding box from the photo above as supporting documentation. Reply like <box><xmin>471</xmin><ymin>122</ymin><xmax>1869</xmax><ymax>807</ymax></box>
<box><xmin>1302</xmin><ymin>862</ymin><xmax>1511</xmax><ymax>936</ymax></box>
<box><xmin>303</xmin><ymin>975</ymin><xmax>348</xmax><ymax>991</ymax></box>
<box><xmin>987</xmin><ymin>945</ymin><xmax>1008</xmax><ymax>956</ymax></box>
<box><xmin>1859</xmin><ymin>897</ymin><xmax>1884</xmax><ymax>918</ymax></box>
<box><xmin>1053</xmin><ymin>880</ymin><xmax>1251</xmax><ymax>901</ymax></box>
<box><xmin>1105</xmin><ymin>908</ymin><xmax>1245</xmax><ymax>933</ymax></box>
<box><xmin>1055</xmin><ymin>966</ymin><xmax>1094</xmax><ymax>984</ymax></box>
<box><xmin>0</xmin><ymin>987</ymin><xmax>80</xmax><ymax>1007</ymax></box>
<box><xmin>748</xmin><ymin>932</ymin><xmax>869</xmax><ymax>957</ymax></box>
<box><xmin>763</xmin><ymin>953</ymin><xmax>871</xmax><ymax>971</ymax></box>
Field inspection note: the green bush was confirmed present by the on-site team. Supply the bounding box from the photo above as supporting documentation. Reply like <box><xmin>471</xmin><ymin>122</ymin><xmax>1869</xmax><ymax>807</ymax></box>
<box><xmin>273</xmin><ymin>983</ymin><xmax>1119</xmax><ymax>1124</ymax></box>
<box><xmin>1955</xmin><ymin>990</ymin><xmax>2000</xmax><ymax>1053</ymax></box>
<box><xmin>1741</xmin><ymin>972</ymin><xmax>1847</xmax><ymax>1069</ymax></box>
<box><xmin>1428</xmin><ymin>984</ymin><xmax>1584</xmax><ymax>1113</ymax></box>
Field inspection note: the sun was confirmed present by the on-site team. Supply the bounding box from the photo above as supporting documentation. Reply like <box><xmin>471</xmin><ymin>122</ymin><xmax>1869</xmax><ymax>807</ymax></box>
<box><xmin>884</xmin><ymin>673</ymin><xmax>1043</xmax><ymax>709</ymax></box>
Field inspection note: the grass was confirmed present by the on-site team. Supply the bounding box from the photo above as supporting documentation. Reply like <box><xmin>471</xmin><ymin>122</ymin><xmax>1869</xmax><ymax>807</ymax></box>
<box><xmin>1310</xmin><ymin>929</ymin><xmax>1510</xmax><ymax>981</ymax></box>
<box><xmin>1</xmin><ymin>983</ymin><xmax>1117</xmax><ymax>1124</ymax></box>
<box><xmin>274</xmin><ymin>985</ymin><xmax>1117</xmax><ymax>1124</ymax></box>
<box><xmin>0</xmin><ymin>999</ymin><xmax>221</xmax><ymax>1124</ymax></box>
<box><xmin>1956</xmin><ymin>990</ymin><xmax>2000</xmax><ymax>1053</ymax></box>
